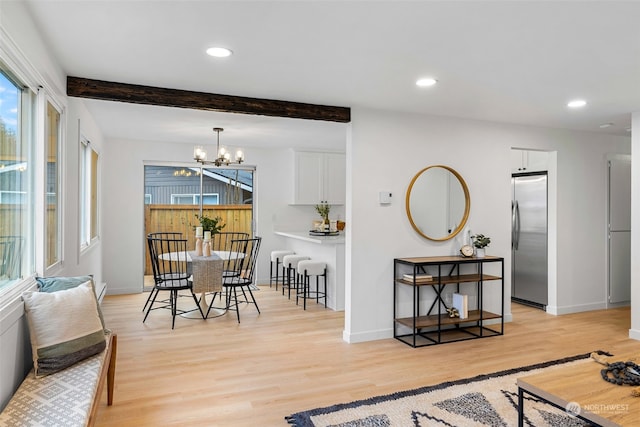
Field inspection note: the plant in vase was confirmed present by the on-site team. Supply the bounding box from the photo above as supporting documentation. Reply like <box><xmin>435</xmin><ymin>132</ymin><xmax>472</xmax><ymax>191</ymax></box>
<box><xmin>193</xmin><ymin>214</ymin><xmax>225</xmax><ymax>256</ymax></box>
<box><xmin>315</xmin><ymin>203</ymin><xmax>331</xmax><ymax>231</ymax></box>
<box><xmin>471</xmin><ymin>234</ymin><xmax>491</xmax><ymax>257</ymax></box>
<box><xmin>195</xmin><ymin>214</ymin><xmax>226</xmax><ymax>235</ymax></box>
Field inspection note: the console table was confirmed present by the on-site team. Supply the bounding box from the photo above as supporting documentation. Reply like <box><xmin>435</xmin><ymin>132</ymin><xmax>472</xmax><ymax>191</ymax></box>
<box><xmin>393</xmin><ymin>255</ymin><xmax>504</xmax><ymax>347</ymax></box>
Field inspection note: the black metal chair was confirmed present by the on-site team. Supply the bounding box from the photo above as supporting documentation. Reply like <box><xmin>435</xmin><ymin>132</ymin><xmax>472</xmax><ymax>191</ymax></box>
<box><xmin>211</xmin><ymin>231</ymin><xmax>249</xmax><ymax>252</ymax></box>
<box><xmin>147</xmin><ymin>232</ymin><xmax>183</xmax><ymax>239</ymax></box>
<box><xmin>143</xmin><ymin>232</ymin><xmax>184</xmax><ymax>313</ymax></box>
<box><xmin>213</xmin><ymin>231</ymin><xmax>251</xmax><ymax>283</ymax></box>
<box><xmin>219</xmin><ymin>237</ymin><xmax>262</xmax><ymax>323</ymax></box>
<box><xmin>144</xmin><ymin>235</ymin><xmax>204</xmax><ymax>329</ymax></box>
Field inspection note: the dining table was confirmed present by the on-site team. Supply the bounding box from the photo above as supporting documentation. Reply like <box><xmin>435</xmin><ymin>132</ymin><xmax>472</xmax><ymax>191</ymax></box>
<box><xmin>158</xmin><ymin>250</ymin><xmax>242</xmax><ymax>318</ymax></box>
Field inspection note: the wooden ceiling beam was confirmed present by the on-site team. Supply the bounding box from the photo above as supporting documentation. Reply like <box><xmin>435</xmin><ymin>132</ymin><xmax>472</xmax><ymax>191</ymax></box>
<box><xmin>67</xmin><ymin>76</ymin><xmax>351</xmax><ymax>123</ymax></box>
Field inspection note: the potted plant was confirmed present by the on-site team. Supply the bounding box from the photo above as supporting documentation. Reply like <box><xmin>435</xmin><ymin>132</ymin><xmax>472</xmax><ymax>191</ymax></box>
<box><xmin>315</xmin><ymin>202</ymin><xmax>331</xmax><ymax>231</ymax></box>
<box><xmin>472</xmin><ymin>234</ymin><xmax>491</xmax><ymax>258</ymax></box>
<box><xmin>195</xmin><ymin>214</ymin><xmax>225</xmax><ymax>236</ymax></box>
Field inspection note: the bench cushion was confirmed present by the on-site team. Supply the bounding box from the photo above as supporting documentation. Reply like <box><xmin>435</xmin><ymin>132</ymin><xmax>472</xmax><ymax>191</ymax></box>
<box><xmin>0</xmin><ymin>333</ymin><xmax>112</xmax><ymax>427</ymax></box>
<box><xmin>22</xmin><ymin>282</ymin><xmax>106</xmax><ymax>378</ymax></box>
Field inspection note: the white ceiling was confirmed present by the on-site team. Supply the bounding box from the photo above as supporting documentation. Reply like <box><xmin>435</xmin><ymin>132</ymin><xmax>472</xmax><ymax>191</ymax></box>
<box><xmin>24</xmin><ymin>0</ymin><xmax>640</xmax><ymax>150</ymax></box>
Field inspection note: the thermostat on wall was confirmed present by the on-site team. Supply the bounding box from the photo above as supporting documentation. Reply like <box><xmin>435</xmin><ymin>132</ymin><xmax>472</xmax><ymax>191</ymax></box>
<box><xmin>379</xmin><ymin>191</ymin><xmax>392</xmax><ymax>204</ymax></box>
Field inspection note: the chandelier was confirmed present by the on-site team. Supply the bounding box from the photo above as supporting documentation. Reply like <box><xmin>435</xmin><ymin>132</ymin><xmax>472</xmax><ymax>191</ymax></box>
<box><xmin>193</xmin><ymin>127</ymin><xmax>244</xmax><ymax>167</ymax></box>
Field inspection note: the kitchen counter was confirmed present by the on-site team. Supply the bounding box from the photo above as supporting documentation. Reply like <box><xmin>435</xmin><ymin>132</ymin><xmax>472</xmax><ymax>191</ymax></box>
<box><xmin>274</xmin><ymin>230</ymin><xmax>345</xmax><ymax>311</ymax></box>
<box><xmin>274</xmin><ymin>230</ymin><xmax>345</xmax><ymax>245</ymax></box>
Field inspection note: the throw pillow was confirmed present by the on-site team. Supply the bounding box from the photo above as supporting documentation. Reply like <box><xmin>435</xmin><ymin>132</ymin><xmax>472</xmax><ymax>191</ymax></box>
<box><xmin>36</xmin><ymin>275</ymin><xmax>94</xmax><ymax>292</ymax></box>
<box><xmin>36</xmin><ymin>275</ymin><xmax>107</xmax><ymax>332</ymax></box>
<box><xmin>22</xmin><ymin>281</ymin><xmax>106</xmax><ymax>378</ymax></box>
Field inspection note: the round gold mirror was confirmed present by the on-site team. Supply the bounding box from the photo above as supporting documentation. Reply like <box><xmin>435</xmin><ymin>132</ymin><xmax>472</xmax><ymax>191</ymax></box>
<box><xmin>406</xmin><ymin>165</ymin><xmax>470</xmax><ymax>241</ymax></box>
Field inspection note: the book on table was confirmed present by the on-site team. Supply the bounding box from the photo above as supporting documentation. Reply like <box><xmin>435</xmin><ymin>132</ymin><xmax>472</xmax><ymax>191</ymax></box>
<box><xmin>452</xmin><ymin>293</ymin><xmax>468</xmax><ymax>319</ymax></box>
<box><xmin>402</xmin><ymin>273</ymin><xmax>432</xmax><ymax>282</ymax></box>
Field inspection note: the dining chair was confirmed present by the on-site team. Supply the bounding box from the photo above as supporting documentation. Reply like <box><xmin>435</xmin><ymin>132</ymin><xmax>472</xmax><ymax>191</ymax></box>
<box><xmin>213</xmin><ymin>231</ymin><xmax>251</xmax><ymax>285</ymax></box>
<box><xmin>212</xmin><ymin>231</ymin><xmax>249</xmax><ymax>252</ymax></box>
<box><xmin>147</xmin><ymin>231</ymin><xmax>183</xmax><ymax>239</ymax></box>
<box><xmin>145</xmin><ymin>235</ymin><xmax>204</xmax><ymax>329</ymax></box>
<box><xmin>219</xmin><ymin>236</ymin><xmax>262</xmax><ymax>323</ymax></box>
<box><xmin>143</xmin><ymin>232</ymin><xmax>184</xmax><ymax>313</ymax></box>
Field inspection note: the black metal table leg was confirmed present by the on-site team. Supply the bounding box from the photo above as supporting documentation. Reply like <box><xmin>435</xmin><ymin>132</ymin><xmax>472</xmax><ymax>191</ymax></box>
<box><xmin>518</xmin><ymin>387</ymin><xmax>524</xmax><ymax>427</ymax></box>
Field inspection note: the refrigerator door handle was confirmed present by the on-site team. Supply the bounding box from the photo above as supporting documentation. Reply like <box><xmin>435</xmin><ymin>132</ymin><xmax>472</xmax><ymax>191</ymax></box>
<box><xmin>513</xmin><ymin>200</ymin><xmax>520</xmax><ymax>250</ymax></box>
<box><xmin>511</xmin><ymin>201</ymin><xmax>515</xmax><ymax>249</ymax></box>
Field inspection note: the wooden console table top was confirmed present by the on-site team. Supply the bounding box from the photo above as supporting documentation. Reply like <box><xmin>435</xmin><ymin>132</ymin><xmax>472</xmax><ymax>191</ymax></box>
<box><xmin>395</xmin><ymin>255</ymin><xmax>503</xmax><ymax>264</ymax></box>
<box><xmin>517</xmin><ymin>353</ymin><xmax>640</xmax><ymax>426</ymax></box>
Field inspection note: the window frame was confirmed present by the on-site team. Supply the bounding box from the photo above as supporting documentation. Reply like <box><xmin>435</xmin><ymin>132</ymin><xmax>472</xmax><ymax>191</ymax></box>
<box><xmin>170</xmin><ymin>193</ymin><xmax>219</xmax><ymax>205</ymax></box>
<box><xmin>0</xmin><ymin>37</ymin><xmax>40</xmax><ymax>304</ymax></box>
<box><xmin>43</xmin><ymin>97</ymin><xmax>64</xmax><ymax>273</ymax></box>
<box><xmin>79</xmin><ymin>136</ymin><xmax>99</xmax><ymax>253</ymax></box>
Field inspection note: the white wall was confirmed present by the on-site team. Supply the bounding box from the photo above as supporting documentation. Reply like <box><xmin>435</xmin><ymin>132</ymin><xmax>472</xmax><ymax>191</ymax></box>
<box><xmin>63</xmin><ymin>98</ymin><xmax>105</xmax><ymax>282</ymax></box>
<box><xmin>344</xmin><ymin>107</ymin><xmax>630</xmax><ymax>343</ymax></box>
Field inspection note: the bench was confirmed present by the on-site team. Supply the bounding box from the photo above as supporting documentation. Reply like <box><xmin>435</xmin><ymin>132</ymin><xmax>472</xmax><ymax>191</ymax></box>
<box><xmin>0</xmin><ymin>276</ymin><xmax>117</xmax><ymax>427</ymax></box>
<box><xmin>0</xmin><ymin>331</ymin><xmax>116</xmax><ymax>427</ymax></box>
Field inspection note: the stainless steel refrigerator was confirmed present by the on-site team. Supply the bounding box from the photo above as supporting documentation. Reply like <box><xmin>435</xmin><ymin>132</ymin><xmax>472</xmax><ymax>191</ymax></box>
<box><xmin>608</xmin><ymin>159</ymin><xmax>631</xmax><ymax>303</ymax></box>
<box><xmin>511</xmin><ymin>173</ymin><xmax>548</xmax><ymax>308</ymax></box>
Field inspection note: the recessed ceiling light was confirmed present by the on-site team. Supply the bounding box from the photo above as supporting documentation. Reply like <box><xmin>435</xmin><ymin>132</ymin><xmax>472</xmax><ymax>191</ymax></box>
<box><xmin>599</xmin><ymin>123</ymin><xmax>613</xmax><ymax>128</ymax></box>
<box><xmin>567</xmin><ymin>99</ymin><xmax>587</xmax><ymax>108</ymax></box>
<box><xmin>206</xmin><ymin>47</ymin><xmax>233</xmax><ymax>58</ymax></box>
<box><xmin>416</xmin><ymin>78</ymin><xmax>437</xmax><ymax>87</ymax></box>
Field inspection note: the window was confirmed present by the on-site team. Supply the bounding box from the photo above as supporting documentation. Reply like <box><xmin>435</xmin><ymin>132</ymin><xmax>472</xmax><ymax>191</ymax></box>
<box><xmin>196</xmin><ymin>194</ymin><xmax>219</xmax><ymax>205</ymax></box>
<box><xmin>0</xmin><ymin>66</ymin><xmax>36</xmax><ymax>294</ymax></box>
<box><xmin>171</xmin><ymin>193</ymin><xmax>219</xmax><ymax>205</ymax></box>
<box><xmin>45</xmin><ymin>100</ymin><xmax>61</xmax><ymax>268</ymax></box>
<box><xmin>80</xmin><ymin>138</ymin><xmax>98</xmax><ymax>249</ymax></box>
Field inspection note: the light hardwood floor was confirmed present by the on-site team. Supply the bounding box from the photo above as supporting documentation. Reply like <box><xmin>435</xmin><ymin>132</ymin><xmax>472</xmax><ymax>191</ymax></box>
<box><xmin>96</xmin><ymin>286</ymin><xmax>640</xmax><ymax>426</ymax></box>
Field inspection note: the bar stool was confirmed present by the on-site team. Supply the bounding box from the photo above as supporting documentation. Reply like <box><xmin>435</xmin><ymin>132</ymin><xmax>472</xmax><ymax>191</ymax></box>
<box><xmin>270</xmin><ymin>250</ymin><xmax>294</xmax><ymax>290</ymax></box>
<box><xmin>296</xmin><ymin>260</ymin><xmax>327</xmax><ymax>310</ymax></box>
<box><xmin>281</xmin><ymin>254</ymin><xmax>310</xmax><ymax>299</ymax></box>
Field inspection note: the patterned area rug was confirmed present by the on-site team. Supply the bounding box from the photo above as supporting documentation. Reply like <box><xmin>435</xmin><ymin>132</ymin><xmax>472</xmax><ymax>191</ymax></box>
<box><xmin>286</xmin><ymin>352</ymin><xmax>610</xmax><ymax>427</ymax></box>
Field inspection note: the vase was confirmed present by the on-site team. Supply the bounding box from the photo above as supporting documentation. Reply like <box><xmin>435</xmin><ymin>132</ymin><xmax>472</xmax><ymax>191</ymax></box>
<box><xmin>476</xmin><ymin>248</ymin><xmax>485</xmax><ymax>258</ymax></box>
<box><xmin>195</xmin><ymin>237</ymin><xmax>203</xmax><ymax>256</ymax></box>
<box><xmin>323</xmin><ymin>219</ymin><xmax>330</xmax><ymax>232</ymax></box>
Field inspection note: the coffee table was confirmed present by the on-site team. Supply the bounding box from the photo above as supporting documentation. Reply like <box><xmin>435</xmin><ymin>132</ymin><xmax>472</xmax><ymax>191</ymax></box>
<box><xmin>517</xmin><ymin>353</ymin><xmax>640</xmax><ymax>426</ymax></box>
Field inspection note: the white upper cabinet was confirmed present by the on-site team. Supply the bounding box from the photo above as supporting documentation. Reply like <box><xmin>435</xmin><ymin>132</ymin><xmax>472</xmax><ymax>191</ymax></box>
<box><xmin>511</xmin><ymin>149</ymin><xmax>549</xmax><ymax>173</ymax></box>
<box><xmin>292</xmin><ymin>151</ymin><xmax>346</xmax><ymax>205</ymax></box>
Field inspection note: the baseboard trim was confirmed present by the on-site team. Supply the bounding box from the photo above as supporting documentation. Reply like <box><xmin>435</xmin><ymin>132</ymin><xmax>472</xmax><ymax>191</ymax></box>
<box><xmin>546</xmin><ymin>301</ymin><xmax>607</xmax><ymax>315</ymax></box>
<box><xmin>629</xmin><ymin>328</ymin><xmax>640</xmax><ymax>341</ymax></box>
<box><xmin>342</xmin><ymin>327</ymin><xmax>393</xmax><ymax>343</ymax></box>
